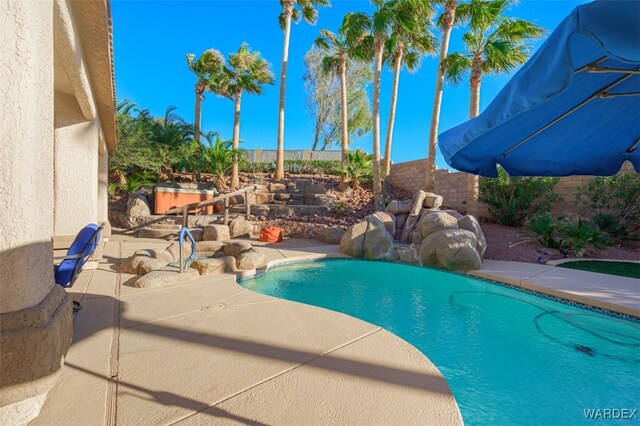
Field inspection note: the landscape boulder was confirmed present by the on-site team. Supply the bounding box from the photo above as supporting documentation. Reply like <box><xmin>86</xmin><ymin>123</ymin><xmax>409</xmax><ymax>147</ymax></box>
<box><xmin>190</xmin><ymin>257</ymin><xmax>236</xmax><ymax>275</ymax></box>
<box><xmin>236</xmin><ymin>249</ymin><xmax>266</xmax><ymax>270</ymax></box>
<box><xmin>320</xmin><ymin>227</ymin><xmax>346</xmax><ymax>244</ymax></box>
<box><xmin>423</xmin><ymin>192</ymin><xmax>444</xmax><ymax>209</ymax></box>
<box><xmin>203</xmin><ymin>224</ymin><xmax>231</xmax><ymax>241</ymax></box>
<box><xmin>416</xmin><ymin>211</ymin><xmax>459</xmax><ymax>238</ymax></box>
<box><xmin>133</xmin><ymin>268</ymin><xmax>199</xmax><ymax>288</ymax></box>
<box><xmin>366</xmin><ymin>211</ymin><xmax>396</xmax><ymax>236</ymax></box>
<box><xmin>127</xmin><ymin>196</ymin><xmax>151</xmax><ymax>217</ymax></box>
<box><xmin>419</xmin><ymin>229</ymin><xmax>481</xmax><ymax>272</ymax></box>
<box><xmin>458</xmin><ymin>215</ymin><xmax>487</xmax><ymax>257</ymax></box>
<box><xmin>223</xmin><ymin>241</ymin><xmax>253</xmax><ymax>258</ymax></box>
<box><xmin>340</xmin><ymin>216</ymin><xmax>396</xmax><ymax>261</ymax></box>
<box><xmin>229</xmin><ymin>216</ymin><xmax>253</xmax><ymax>238</ymax></box>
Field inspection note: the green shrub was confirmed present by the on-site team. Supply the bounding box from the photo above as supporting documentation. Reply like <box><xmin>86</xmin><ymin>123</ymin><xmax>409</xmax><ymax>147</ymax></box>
<box><xmin>238</xmin><ymin>160</ymin><xmax>341</xmax><ymax>175</ymax></box>
<box><xmin>526</xmin><ymin>213</ymin><xmax>612</xmax><ymax>257</ymax></box>
<box><xmin>336</xmin><ymin>149</ymin><xmax>373</xmax><ymax>188</ymax></box>
<box><xmin>577</xmin><ymin>174</ymin><xmax>640</xmax><ymax>240</ymax></box>
<box><xmin>117</xmin><ymin>172</ymin><xmax>156</xmax><ymax>195</ymax></box>
<box><xmin>240</xmin><ymin>162</ymin><xmax>274</xmax><ymax>174</ymax></box>
<box><xmin>479</xmin><ymin>167</ymin><xmax>561</xmax><ymax>226</ymax></box>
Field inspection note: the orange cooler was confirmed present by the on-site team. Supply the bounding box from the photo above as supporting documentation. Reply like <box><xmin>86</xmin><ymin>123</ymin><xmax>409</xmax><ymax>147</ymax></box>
<box><xmin>154</xmin><ymin>187</ymin><xmax>216</xmax><ymax>215</ymax></box>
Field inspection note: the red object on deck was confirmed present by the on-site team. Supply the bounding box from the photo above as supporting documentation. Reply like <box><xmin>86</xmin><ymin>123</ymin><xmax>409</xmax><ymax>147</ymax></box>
<box><xmin>260</xmin><ymin>226</ymin><xmax>283</xmax><ymax>243</ymax></box>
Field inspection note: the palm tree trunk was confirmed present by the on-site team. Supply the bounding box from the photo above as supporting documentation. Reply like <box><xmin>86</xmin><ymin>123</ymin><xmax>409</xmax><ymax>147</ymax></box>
<box><xmin>466</xmin><ymin>55</ymin><xmax>483</xmax><ymax>216</ymax></box>
<box><xmin>194</xmin><ymin>89</ymin><xmax>203</xmax><ymax>144</ymax></box>
<box><xmin>339</xmin><ymin>58</ymin><xmax>349</xmax><ymax>166</ymax></box>
<box><xmin>372</xmin><ymin>39</ymin><xmax>385</xmax><ymax>211</ymax></box>
<box><xmin>231</xmin><ymin>90</ymin><xmax>242</xmax><ymax>189</ymax></box>
<box><xmin>275</xmin><ymin>2</ymin><xmax>293</xmax><ymax>180</ymax></box>
<box><xmin>424</xmin><ymin>0</ymin><xmax>456</xmax><ymax>192</ymax></box>
<box><xmin>384</xmin><ymin>48</ymin><xmax>403</xmax><ymax>177</ymax></box>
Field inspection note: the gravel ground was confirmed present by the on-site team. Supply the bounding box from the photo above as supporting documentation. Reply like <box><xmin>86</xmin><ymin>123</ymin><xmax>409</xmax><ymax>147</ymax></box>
<box><xmin>482</xmin><ymin>222</ymin><xmax>640</xmax><ymax>264</ymax></box>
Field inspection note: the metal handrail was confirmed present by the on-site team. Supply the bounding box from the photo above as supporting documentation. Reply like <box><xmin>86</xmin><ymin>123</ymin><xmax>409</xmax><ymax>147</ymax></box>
<box><xmin>178</xmin><ymin>227</ymin><xmax>196</xmax><ymax>273</ymax></box>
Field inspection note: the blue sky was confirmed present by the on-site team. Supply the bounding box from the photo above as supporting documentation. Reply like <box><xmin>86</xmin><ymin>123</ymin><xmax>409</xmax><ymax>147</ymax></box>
<box><xmin>112</xmin><ymin>0</ymin><xmax>588</xmax><ymax>169</ymax></box>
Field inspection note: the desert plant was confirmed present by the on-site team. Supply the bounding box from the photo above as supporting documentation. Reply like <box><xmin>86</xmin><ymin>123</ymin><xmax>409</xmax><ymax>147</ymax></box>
<box><xmin>479</xmin><ymin>167</ymin><xmax>561</xmax><ymax>226</ymax></box>
<box><xmin>117</xmin><ymin>172</ymin><xmax>156</xmax><ymax>195</ymax></box>
<box><xmin>577</xmin><ymin>174</ymin><xmax>640</xmax><ymax>240</ymax></box>
<box><xmin>336</xmin><ymin>149</ymin><xmax>373</xmax><ymax>188</ymax></box>
<box><xmin>557</xmin><ymin>216</ymin><xmax>612</xmax><ymax>257</ymax></box>
<box><xmin>526</xmin><ymin>212</ymin><xmax>561</xmax><ymax>249</ymax></box>
<box><xmin>201</xmin><ymin>134</ymin><xmax>245</xmax><ymax>189</ymax></box>
<box><xmin>525</xmin><ymin>213</ymin><xmax>612</xmax><ymax>257</ymax></box>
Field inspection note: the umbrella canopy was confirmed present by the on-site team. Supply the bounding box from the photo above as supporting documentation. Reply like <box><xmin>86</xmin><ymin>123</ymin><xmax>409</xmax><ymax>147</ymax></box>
<box><xmin>439</xmin><ymin>0</ymin><xmax>640</xmax><ymax>177</ymax></box>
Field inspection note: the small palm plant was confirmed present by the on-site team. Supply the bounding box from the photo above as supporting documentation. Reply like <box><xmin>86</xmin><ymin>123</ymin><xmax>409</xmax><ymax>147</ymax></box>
<box><xmin>201</xmin><ymin>133</ymin><xmax>245</xmax><ymax>190</ymax></box>
<box><xmin>336</xmin><ymin>149</ymin><xmax>374</xmax><ymax>189</ymax></box>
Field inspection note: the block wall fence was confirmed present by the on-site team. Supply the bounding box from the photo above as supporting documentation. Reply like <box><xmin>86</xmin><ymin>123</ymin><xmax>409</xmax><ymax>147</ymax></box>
<box><xmin>389</xmin><ymin>159</ymin><xmax>634</xmax><ymax>218</ymax></box>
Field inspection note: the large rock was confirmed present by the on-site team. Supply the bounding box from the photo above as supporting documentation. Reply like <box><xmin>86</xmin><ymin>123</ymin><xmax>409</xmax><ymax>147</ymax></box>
<box><xmin>340</xmin><ymin>216</ymin><xmax>395</xmax><ymax>260</ymax></box>
<box><xmin>127</xmin><ymin>196</ymin><xmax>151</xmax><ymax>217</ymax></box>
<box><xmin>313</xmin><ymin>194</ymin><xmax>337</xmax><ymax>208</ymax></box>
<box><xmin>133</xmin><ymin>268</ymin><xmax>199</xmax><ymax>288</ymax></box>
<box><xmin>203</xmin><ymin>224</ymin><xmax>231</xmax><ymax>241</ymax></box>
<box><xmin>133</xmin><ymin>248</ymin><xmax>174</xmax><ymax>262</ymax></box>
<box><xmin>191</xmin><ymin>257</ymin><xmax>236</xmax><ymax>275</ymax></box>
<box><xmin>395</xmin><ymin>214</ymin><xmax>408</xmax><ymax>239</ymax></box>
<box><xmin>410</xmin><ymin>230</ymin><xmax>424</xmax><ymax>245</ymax></box>
<box><xmin>410</xmin><ymin>191</ymin><xmax>428</xmax><ymax>216</ymax></box>
<box><xmin>269</xmin><ymin>183</ymin><xmax>287</xmax><ymax>192</ymax></box>
<box><xmin>366</xmin><ymin>212</ymin><xmax>396</xmax><ymax>235</ymax></box>
<box><xmin>395</xmin><ymin>244</ymin><xmax>418</xmax><ymax>265</ymax></box>
<box><xmin>458</xmin><ymin>215</ymin><xmax>487</xmax><ymax>257</ymax></box>
<box><xmin>138</xmin><ymin>258</ymin><xmax>169</xmax><ymax>275</ymax></box>
<box><xmin>229</xmin><ymin>216</ymin><xmax>253</xmax><ymax>238</ymax></box>
<box><xmin>423</xmin><ymin>192</ymin><xmax>444</xmax><ymax>209</ymax></box>
<box><xmin>444</xmin><ymin>209</ymin><xmax>464</xmax><ymax>220</ymax></box>
<box><xmin>400</xmin><ymin>215</ymin><xmax>418</xmax><ymax>243</ymax></box>
<box><xmin>304</xmin><ymin>182</ymin><xmax>326</xmax><ymax>194</ymax></box>
<box><xmin>385</xmin><ymin>199</ymin><xmax>412</xmax><ymax>214</ymax></box>
<box><xmin>340</xmin><ymin>221</ymin><xmax>369</xmax><ymax>258</ymax></box>
<box><xmin>320</xmin><ymin>227</ymin><xmax>346</xmax><ymax>244</ymax></box>
<box><xmin>166</xmin><ymin>241</ymin><xmax>193</xmax><ymax>260</ymax></box>
<box><xmin>419</xmin><ymin>229</ymin><xmax>481</xmax><ymax>272</ymax></box>
<box><xmin>195</xmin><ymin>241</ymin><xmax>226</xmax><ymax>257</ymax></box>
<box><xmin>223</xmin><ymin>241</ymin><xmax>253</xmax><ymax>258</ymax></box>
<box><xmin>416</xmin><ymin>211</ymin><xmax>459</xmax><ymax>238</ymax></box>
<box><xmin>236</xmin><ymin>248</ymin><xmax>266</xmax><ymax>270</ymax></box>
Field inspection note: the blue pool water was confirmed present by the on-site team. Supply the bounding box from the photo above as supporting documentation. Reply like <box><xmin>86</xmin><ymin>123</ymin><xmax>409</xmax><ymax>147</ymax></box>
<box><xmin>241</xmin><ymin>260</ymin><xmax>640</xmax><ymax>425</ymax></box>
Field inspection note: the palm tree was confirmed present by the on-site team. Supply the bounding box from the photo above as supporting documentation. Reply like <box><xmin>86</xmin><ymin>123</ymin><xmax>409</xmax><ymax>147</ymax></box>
<box><xmin>424</xmin><ymin>0</ymin><xmax>458</xmax><ymax>193</ymax></box>
<box><xmin>314</xmin><ymin>19</ymin><xmax>365</xmax><ymax>168</ymax></box>
<box><xmin>186</xmin><ymin>49</ymin><xmax>226</xmax><ymax>143</ymax></box>
<box><xmin>344</xmin><ymin>0</ymin><xmax>430</xmax><ymax>210</ymax></box>
<box><xmin>443</xmin><ymin>0</ymin><xmax>544</xmax><ymax>215</ymax></box>
<box><xmin>275</xmin><ymin>0</ymin><xmax>331</xmax><ymax>180</ymax></box>
<box><xmin>383</xmin><ymin>16</ymin><xmax>436</xmax><ymax>176</ymax></box>
<box><xmin>225</xmin><ymin>44</ymin><xmax>275</xmax><ymax>189</ymax></box>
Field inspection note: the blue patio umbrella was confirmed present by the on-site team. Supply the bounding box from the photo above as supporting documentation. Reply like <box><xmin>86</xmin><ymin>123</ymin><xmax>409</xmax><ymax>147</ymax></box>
<box><xmin>439</xmin><ymin>0</ymin><xmax>640</xmax><ymax>177</ymax></box>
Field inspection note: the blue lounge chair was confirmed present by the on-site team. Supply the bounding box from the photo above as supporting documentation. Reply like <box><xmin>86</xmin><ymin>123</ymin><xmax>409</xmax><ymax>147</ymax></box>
<box><xmin>54</xmin><ymin>223</ymin><xmax>104</xmax><ymax>311</ymax></box>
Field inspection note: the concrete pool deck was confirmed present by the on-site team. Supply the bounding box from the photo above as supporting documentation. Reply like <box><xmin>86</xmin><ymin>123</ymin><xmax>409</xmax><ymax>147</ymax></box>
<box><xmin>32</xmin><ymin>236</ymin><xmax>638</xmax><ymax>425</ymax></box>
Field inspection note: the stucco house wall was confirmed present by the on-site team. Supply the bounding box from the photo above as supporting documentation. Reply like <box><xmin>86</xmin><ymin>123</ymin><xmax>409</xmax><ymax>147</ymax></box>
<box><xmin>0</xmin><ymin>0</ymin><xmax>117</xmax><ymax>424</ymax></box>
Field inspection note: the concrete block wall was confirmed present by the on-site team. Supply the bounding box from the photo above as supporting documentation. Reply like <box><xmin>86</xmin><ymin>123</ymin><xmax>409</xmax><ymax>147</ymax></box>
<box><xmin>389</xmin><ymin>158</ymin><xmax>622</xmax><ymax>218</ymax></box>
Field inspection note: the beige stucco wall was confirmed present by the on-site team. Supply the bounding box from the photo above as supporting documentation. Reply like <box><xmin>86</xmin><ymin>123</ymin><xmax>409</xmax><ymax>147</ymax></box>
<box><xmin>98</xmin><ymin>150</ymin><xmax>109</xmax><ymax>222</ymax></box>
<box><xmin>0</xmin><ymin>0</ymin><xmax>56</xmax><ymax>313</ymax></box>
<box><xmin>54</xmin><ymin>91</ymin><xmax>100</xmax><ymax>235</ymax></box>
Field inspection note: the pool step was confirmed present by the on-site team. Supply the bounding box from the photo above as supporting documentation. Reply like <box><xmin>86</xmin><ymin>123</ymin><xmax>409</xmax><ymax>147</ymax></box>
<box><xmin>137</xmin><ymin>224</ymin><xmax>204</xmax><ymax>241</ymax></box>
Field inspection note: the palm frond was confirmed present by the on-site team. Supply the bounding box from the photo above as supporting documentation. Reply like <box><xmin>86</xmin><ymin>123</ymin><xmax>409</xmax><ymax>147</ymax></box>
<box><xmin>442</xmin><ymin>52</ymin><xmax>472</xmax><ymax>85</ymax></box>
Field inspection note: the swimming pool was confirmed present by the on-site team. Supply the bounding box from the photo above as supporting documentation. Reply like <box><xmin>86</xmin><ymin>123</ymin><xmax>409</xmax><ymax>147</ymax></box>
<box><xmin>241</xmin><ymin>259</ymin><xmax>640</xmax><ymax>425</ymax></box>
